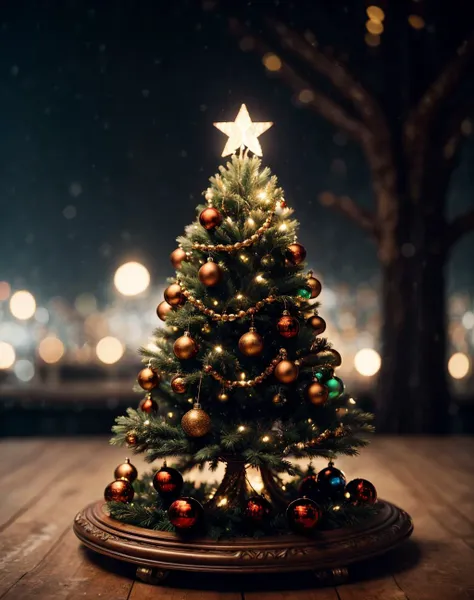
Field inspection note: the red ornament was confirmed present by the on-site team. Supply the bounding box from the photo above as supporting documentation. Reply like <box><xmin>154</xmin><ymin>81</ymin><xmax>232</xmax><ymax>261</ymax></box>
<box><xmin>199</xmin><ymin>207</ymin><xmax>222</xmax><ymax>231</ymax></box>
<box><xmin>170</xmin><ymin>247</ymin><xmax>187</xmax><ymax>269</ymax></box>
<box><xmin>344</xmin><ymin>479</ymin><xmax>377</xmax><ymax>505</ymax></box>
<box><xmin>286</xmin><ymin>242</ymin><xmax>307</xmax><ymax>265</ymax></box>
<box><xmin>287</xmin><ymin>497</ymin><xmax>321</xmax><ymax>533</ymax></box>
<box><xmin>138</xmin><ymin>395</ymin><xmax>158</xmax><ymax>414</ymax></box>
<box><xmin>244</xmin><ymin>496</ymin><xmax>272</xmax><ymax>524</ymax></box>
<box><xmin>137</xmin><ymin>367</ymin><xmax>160</xmax><ymax>391</ymax></box>
<box><xmin>277</xmin><ymin>311</ymin><xmax>300</xmax><ymax>338</ymax></box>
<box><xmin>153</xmin><ymin>465</ymin><xmax>183</xmax><ymax>497</ymax></box>
<box><xmin>104</xmin><ymin>479</ymin><xmax>134</xmax><ymax>503</ymax></box>
<box><xmin>168</xmin><ymin>497</ymin><xmax>203</xmax><ymax>530</ymax></box>
<box><xmin>170</xmin><ymin>375</ymin><xmax>187</xmax><ymax>394</ymax></box>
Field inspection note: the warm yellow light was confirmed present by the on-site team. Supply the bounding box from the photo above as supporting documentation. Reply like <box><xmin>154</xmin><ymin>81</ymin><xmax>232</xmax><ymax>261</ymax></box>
<box><xmin>214</xmin><ymin>104</ymin><xmax>273</xmax><ymax>157</ymax></box>
<box><xmin>96</xmin><ymin>336</ymin><xmax>124</xmax><ymax>364</ymax></box>
<box><xmin>448</xmin><ymin>352</ymin><xmax>470</xmax><ymax>379</ymax></box>
<box><xmin>236</xmin><ymin>294</ymin><xmax>243</xmax><ymax>300</ymax></box>
<box><xmin>365</xmin><ymin>33</ymin><xmax>381</xmax><ymax>47</ymax></box>
<box><xmin>354</xmin><ymin>348</ymin><xmax>381</xmax><ymax>376</ymax></box>
<box><xmin>366</xmin><ymin>6</ymin><xmax>385</xmax><ymax>22</ymax></box>
<box><xmin>250</xmin><ymin>477</ymin><xmax>264</xmax><ymax>493</ymax></box>
<box><xmin>227</xmin><ymin>216</ymin><xmax>233</xmax><ymax>224</ymax></box>
<box><xmin>298</xmin><ymin>89</ymin><xmax>315</xmax><ymax>104</ymax></box>
<box><xmin>333</xmin><ymin>505</ymin><xmax>341</xmax><ymax>511</ymax></box>
<box><xmin>38</xmin><ymin>337</ymin><xmax>65</xmax><ymax>364</ymax></box>
<box><xmin>247</xmin><ymin>218</ymin><xmax>255</xmax><ymax>226</ymax></box>
<box><xmin>240</xmin><ymin>372</ymin><xmax>246</xmax><ymax>380</ymax></box>
<box><xmin>0</xmin><ymin>342</ymin><xmax>15</xmax><ymax>369</ymax></box>
<box><xmin>114</xmin><ymin>262</ymin><xmax>150</xmax><ymax>296</ymax></box>
<box><xmin>261</xmin><ymin>435</ymin><xmax>270</xmax><ymax>443</ymax></box>
<box><xmin>408</xmin><ymin>14</ymin><xmax>425</xmax><ymax>30</ymax></box>
<box><xmin>238</xmin><ymin>425</ymin><xmax>246</xmax><ymax>432</ymax></box>
<box><xmin>214</xmin><ymin>345</ymin><xmax>223</xmax><ymax>353</ymax></box>
<box><xmin>239</xmin><ymin>254</ymin><xmax>249</xmax><ymax>262</ymax></box>
<box><xmin>10</xmin><ymin>290</ymin><xmax>36</xmax><ymax>320</ymax></box>
<box><xmin>255</xmin><ymin>274</ymin><xmax>265</xmax><ymax>283</ymax></box>
<box><xmin>279</xmin><ymin>223</ymin><xmax>288</xmax><ymax>232</ymax></box>
<box><xmin>144</xmin><ymin>419</ymin><xmax>150</xmax><ymax>426</ymax></box>
<box><xmin>307</xmin><ymin>418</ymin><xmax>312</xmax><ymax>423</ymax></box>
<box><xmin>217</xmin><ymin>497</ymin><xmax>228</xmax><ymax>507</ymax></box>
<box><xmin>0</xmin><ymin>281</ymin><xmax>11</xmax><ymax>301</ymax></box>
<box><xmin>257</xmin><ymin>191</ymin><xmax>267</xmax><ymax>201</ymax></box>
<box><xmin>348</xmin><ymin>397</ymin><xmax>356</xmax><ymax>405</ymax></box>
<box><xmin>366</xmin><ymin>20</ymin><xmax>384</xmax><ymax>34</ymax></box>
<box><xmin>213</xmin><ymin>300</ymin><xmax>219</xmax><ymax>306</ymax></box>
<box><xmin>262</xmin><ymin>53</ymin><xmax>282</xmax><ymax>72</ymax></box>
<box><xmin>167</xmin><ymin>412</ymin><xmax>174</xmax><ymax>418</ymax></box>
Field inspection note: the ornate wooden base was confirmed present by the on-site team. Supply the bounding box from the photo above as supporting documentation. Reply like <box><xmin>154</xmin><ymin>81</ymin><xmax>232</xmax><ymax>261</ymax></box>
<box><xmin>74</xmin><ymin>500</ymin><xmax>413</xmax><ymax>586</ymax></box>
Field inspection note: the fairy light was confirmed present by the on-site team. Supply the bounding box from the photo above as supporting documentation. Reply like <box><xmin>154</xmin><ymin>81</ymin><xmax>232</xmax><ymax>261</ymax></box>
<box><xmin>214</xmin><ymin>345</ymin><xmax>223</xmax><ymax>353</ymax></box>
<box><xmin>333</xmin><ymin>505</ymin><xmax>341</xmax><ymax>512</ymax></box>
<box><xmin>213</xmin><ymin>300</ymin><xmax>219</xmax><ymax>306</ymax></box>
<box><xmin>144</xmin><ymin>420</ymin><xmax>150</xmax><ymax>426</ymax></box>
<box><xmin>281</xmin><ymin>485</ymin><xmax>287</xmax><ymax>491</ymax></box>
<box><xmin>187</xmin><ymin>397</ymin><xmax>194</xmax><ymax>404</ymax></box>
<box><xmin>217</xmin><ymin>497</ymin><xmax>228</xmax><ymax>507</ymax></box>
<box><xmin>227</xmin><ymin>217</ymin><xmax>233</xmax><ymax>224</ymax></box>
<box><xmin>239</xmin><ymin>254</ymin><xmax>249</xmax><ymax>262</ymax></box>
<box><xmin>240</xmin><ymin>372</ymin><xmax>246</xmax><ymax>380</ymax></box>
<box><xmin>238</xmin><ymin>425</ymin><xmax>246</xmax><ymax>432</ymax></box>
<box><xmin>250</xmin><ymin>477</ymin><xmax>264</xmax><ymax>493</ymax></box>
<box><xmin>235</xmin><ymin>293</ymin><xmax>244</xmax><ymax>300</ymax></box>
<box><xmin>261</xmin><ymin>435</ymin><xmax>270</xmax><ymax>443</ymax></box>
<box><xmin>257</xmin><ymin>191</ymin><xmax>267</xmax><ymax>200</ymax></box>
<box><xmin>247</xmin><ymin>217</ymin><xmax>255</xmax><ymax>226</ymax></box>
<box><xmin>255</xmin><ymin>274</ymin><xmax>265</xmax><ymax>283</ymax></box>
<box><xmin>279</xmin><ymin>223</ymin><xmax>288</xmax><ymax>232</ymax></box>
<box><xmin>348</xmin><ymin>397</ymin><xmax>356</xmax><ymax>405</ymax></box>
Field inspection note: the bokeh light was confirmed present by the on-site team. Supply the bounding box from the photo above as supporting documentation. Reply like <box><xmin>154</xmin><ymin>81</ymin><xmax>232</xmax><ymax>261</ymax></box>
<box><xmin>0</xmin><ymin>281</ymin><xmax>11</xmax><ymax>301</ymax></box>
<box><xmin>0</xmin><ymin>342</ymin><xmax>16</xmax><ymax>369</ymax></box>
<box><xmin>448</xmin><ymin>352</ymin><xmax>470</xmax><ymax>379</ymax></box>
<box><xmin>38</xmin><ymin>337</ymin><xmax>65</xmax><ymax>364</ymax></box>
<box><xmin>14</xmin><ymin>359</ymin><xmax>35</xmax><ymax>382</ymax></box>
<box><xmin>366</xmin><ymin>20</ymin><xmax>384</xmax><ymax>34</ymax></box>
<box><xmin>408</xmin><ymin>15</ymin><xmax>425</xmax><ymax>30</ymax></box>
<box><xmin>366</xmin><ymin>6</ymin><xmax>385</xmax><ymax>22</ymax></box>
<box><xmin>365</xmin><ymin>33</ymin><xmax>381</xmax><ymax>47</ymax></box>
<box><xmin>96</xmin><ymin>336</ymin><xmax>124</xmax><ymax>364</ymax></box>
<box><xmin>262</xmin><ymin>53</ymin><xmax>282</xmax><ymax>72</ymax></box>
<box><xmin>114</xmin><ymin>262</ymin><xmax>150</xmax><ymax>296</ymax></box>
<box><xmin>354</xmin><ymin>348</ymin><xmax>381</xmax><ymax>376</ymax></box>
<box><xmin>35</xmin><ymin>307</ymin><xmax>50</xmax><ymax>324</ymax></box>
<box><xmin>9</xmin><ymin>290</ymin><xmax>36</xmax><ymax>320</ymax></box>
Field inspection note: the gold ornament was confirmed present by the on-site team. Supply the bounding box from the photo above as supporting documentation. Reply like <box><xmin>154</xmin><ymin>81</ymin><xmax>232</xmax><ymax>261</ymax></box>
<box><xmin>274</xmin><ymin>359</ymin><xmax>299</xmax><ymax>384</ymax></box>
<box><xmin>306</xmin><ymin>380</ymin><xmax>329</xmax><ymax>406</ymax></box>
<box><xmin>238</xmin><ymin>327</ymin><xmax>264</xmax><ymax>357</ymax></box>
<box><xmin>170</xmin><ymin>247</ymin><xmax>187</xmax><ymax>269</ymax></box>
<box><xmin>199</xmin><ymin>207</ymin><xmax>222</xmax><ymax>230</ymax></box>
<box><xmin>307</xmin><ymin>315</ymin><xmax>326</xmax><ymax>335</ymax></box>
<box><xmin>139</xmin><ymin>395</ymin><xmax>158</xmax><ymax>414</ymax></box>
<box><xmin>173</xmin><ymin>331</ymin><xmax>199</xmax><ymax>360</ymax></box>
<box><xmin>104</xmin><ymin>479</ymin><xmax>134</xmax><ymax>503</ymax></box>
<box><xmin>181</xmin><ymin>403</ymin><xmax>212</xmax><ymax>437</ymax></box>
<box><xmin>316</xmin><ymin>348</ymin><xmax>342</xmax><ymax>367</ymax></box>
<box><xmin>137</xmin><ymin>366</ymin><xmax>160</xmax><ymax>391</ymax></box>
<box><xmin>307</xmin><ymin>274</ymin><xmax>322</xmax><ymax>298</ymax></box>
<box><xmin>114</xmin><ymin>458</ymin><xmax>138</xmax><ymax>483</ymax></box>
<box><xmin>164</xmin><ymin>283</ymin><xmax>185</xmax><ymax>306</ymax></box>
<box><xmin>206</xmin><ymin>349</ymin><xmax>287</xmax><ymax>389</ymax></box>
<box><xmin>157</xmin><ymin>300</ymin><xmax>173</xmax><ymax>321</ymax></box>
<box><xmin>198</xmin><ymin>259</ymin><xmax>223</xmax><ymax>287</ymax></box>
<box><xmin>171</xmin><ymin>375</ymin><xmax>187</xmax><ymax>394</ymax></box>
<box><xmin>213</xmin><ymin>103</ymin><xmax>273</xmax><ymax>157</ymax></box>
<box><xmin>125</xmin><ymin>432</ymin><xmax>137</xmax><ymax>446</ymax></box>
<box><xmin>286</xmin><ymin>242</ymin><xmax>307</xmax><ymax>265</ymax></box>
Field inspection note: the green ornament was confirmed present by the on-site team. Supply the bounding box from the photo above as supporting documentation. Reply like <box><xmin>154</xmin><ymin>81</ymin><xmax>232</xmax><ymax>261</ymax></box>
<box><xmin>261</xmin><ymin>254</ymin><xmax>275</xmax><ymax>268</ymax></box>
<box><xmin>326</xmin><ymin>376</ymin><xmax>344</xmax><ymax>400</ymax></box>
<box><xmin>315</xmin><ymin>366</ymin><xmax>334</xmax><ymax>383</ymax></box>
<box><xmin>297</xmin><ymin>287</ymin><xmax>311</xmax><ymax>299</ymax></box>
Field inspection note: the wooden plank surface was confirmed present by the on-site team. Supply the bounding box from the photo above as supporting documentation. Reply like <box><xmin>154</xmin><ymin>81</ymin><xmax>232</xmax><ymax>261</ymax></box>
<box><xmin>1</xmin><ymin>437</ymin><xmax>474</xmax><ymax>600</ymax></box>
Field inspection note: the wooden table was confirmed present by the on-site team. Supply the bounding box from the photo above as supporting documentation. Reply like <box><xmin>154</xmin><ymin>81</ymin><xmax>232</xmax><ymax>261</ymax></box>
<box><xmin>1</xmin><ymin>437</ymin><xmax>474</xmax><ymax>599</ymax></box>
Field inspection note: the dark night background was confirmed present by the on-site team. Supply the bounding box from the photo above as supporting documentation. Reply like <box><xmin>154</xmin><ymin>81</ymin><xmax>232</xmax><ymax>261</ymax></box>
<box><xmin>1</xmin><ymin>0</ymin><xmax>474</xmax><ymax>433</ymax></box>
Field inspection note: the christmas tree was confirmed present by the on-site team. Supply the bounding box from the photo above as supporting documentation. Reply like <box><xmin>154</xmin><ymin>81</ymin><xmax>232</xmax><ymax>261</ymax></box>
<box><xmin>106</xmin><ymin>105</ymin><xmax>375</xmax><ymax>537</ymax></box>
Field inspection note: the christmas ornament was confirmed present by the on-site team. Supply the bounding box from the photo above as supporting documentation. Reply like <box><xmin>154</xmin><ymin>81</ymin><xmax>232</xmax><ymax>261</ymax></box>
<box><xmin>238</xmin><ymin>327</ymin><xmax>264</xmax><ymax>357</ymax></box>
<box><xmin>164</xmin><ymin>283</ymin><xmax>185</xmax><ymax>307</ymax></box>
<box><xmin>345</xmin><ymin>479</ymin><xmax>377</xmax><ymax>506</ymax></box>
<box><xmin>170</xmin><ymin>247</ymin><xmax>187</xmax><ymax>270</ymax></box>
<box><xmin>168</xmin><ymin>497</ymin><xmax>203</xmax><ymax>530</ymax></box>
<box><xmin>139</xmin><ymin>395</ymin><xmax>158</xmax><ymax>414</ymax></box>
<box><xmin>173</xmin><ymin>332</ymin><xmax>199</xmax><ymax>360</ymax></box>
<box><xmin>297</xmin><ymin>287</ymin><xmax>311</xmax><ymax>299</ymax></box>
<box><xmin>325</xmin><ymin>376</ymin><xmax>345</xmax><ymax>400</ymax></box>
<box><xmin>125</xmin><ymin>432</ymin><xmax>137</xmax><ymax>446</ymax></box>
<box><xmin>286</xmin><ymin>242</ymin><xmax>307</xmax><ymax>265</ymax></box>
<box><xmin>274</xmin><ymin>359</ymin><xmax>299</xmax><ymax>384</ymax></box>
<box><xmin>137</xmin><ymin>366</ymin><xmax>160</xmax><ymax>391</ymax></box>
<box><xmin>199</xmin><ymin>207</ymin><xmax>222</xmax><ymax>230</ymax></box>
<box><xmin>104</xmin><ymin>479</ymin><xmax>134</xmax><ymax>503</ymax></box>
<box><xmin>156</xmin><ymin>301</ymin><xmax>173</xmax><ymax>321</ymax></box>
<box><xmin>114</xmin><ymin>458</ymin><xmax>138</xmax><ymax>483</ymax></box>
<box><xmin>214</xmin><ymin>103</ymin><xmax>273</xmax><ymax>157</ymax></box>
<box><xmin>207</xmin><ymin>349</ymin><xmax>286</xmax><ymax>388</ymax></box>
<box><xmin>307</xmin><ymin>315</ymin><xmax>326</xmax><ymax>335</ymax></box>
<box><xmin>244</xmin><ymin>496</ymin><xmax>272</xmax><ymax>524</ymax></box>
<box><xmin>153</xmin><ymin>464</ymin><xmax>184</xmax><ymax>497</ymax></box>
<box><xmin>261</xmin><ymin>254</ymin><xmax>275</xmax><ymax>268</ymax></box>
<box><xmin>307</xmin><ymin>274</ymin><xmax>322</xmax><ymax>299</ymax></box>
<box><xmin>198</xmin><ymin>259</ymin><xmax>223</xmax><ymax>286</ymax></box>
<box><xmin>298</xmin><ymin>475</ymin><xmax>321</xmax><ymax>500</ymax></box>
<box><xmin>306</xmin><ymin>380</ymin><xmax>329</xmax><ymax>406</ymax></box>
<box><xmin>316</xmin><ymin>348</ymin><xmax>342</xmax><ymax>367</ymax></box>
<box><xmin>314</xmin><ymin>366</ymin><xmax>334</xmax><ymax>382</ymax></box>
<box><xmin>277</xmin><ymin>311</ymin><xmax>300</xmax><ymax>338</ymax></box>
<box><xmin>171</xmin><ymin>375</ymin><xmax>187</xmax><ymax>394</ymax></box>
<box><xmin>218</xmin><ymin>390</ymin><xmax>229</xmax><ymax>402</ymax></box>
<box><xmin>317</xmin><ymin>464</ymin><xmax>347</xmax><ymax>499</ymax></box>
<box><xmin>181</xmin><ymin>403</ymin><xmax>211</xmax><ymax>437</ymax></box>
<box><xmin>287</xmin><ymin>497</ymin><xmax>321</xmax><ymax>533</ymax></box>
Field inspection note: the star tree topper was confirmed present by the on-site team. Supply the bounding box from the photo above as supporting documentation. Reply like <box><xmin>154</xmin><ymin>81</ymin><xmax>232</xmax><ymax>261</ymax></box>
<box><xmin>214</xmin><ymin>104</ymin><xmax>273</xmax><ymax>157</ymax></box>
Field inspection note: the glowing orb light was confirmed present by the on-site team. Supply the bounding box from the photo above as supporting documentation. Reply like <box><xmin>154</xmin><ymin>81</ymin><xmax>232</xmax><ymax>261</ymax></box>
<box><xmin>10</xmin><ymin>290</ymin><xmax>36</xmax><ymax>320</ymax></box>
<box><xmin>0</xmin><ymin>342</ymin><xmax>15</xmax><ymax>369</ymax></box>
<box><xmin>96</xmin><ymin>336</ymin><xmax>124</xmax><ymax>364</ymax></box>
<box><xmin>38</xmin><ymin>337</ymin><xmax>65</xmax><ymax>364</ymax></box>
<box><xmin>448</xmin><ymin>352</ymin><xmax>470</xmax><ymax>380</ymax></box>
<box><xmin>354</xmin><ymin>348</ymin><xmax>381</xmax><ymax>377</ymax></box>
<box><xmin>114</xmin><ymin>262</ymin><xmax>150</xmax><ymax>296</ymax></box>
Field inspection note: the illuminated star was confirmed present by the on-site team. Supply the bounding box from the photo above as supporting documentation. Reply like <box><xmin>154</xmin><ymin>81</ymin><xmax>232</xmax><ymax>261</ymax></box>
<box><xmin>214</xmin><ymin>104</ymin><xmax>273</xmax><ymax>157</ymax></box>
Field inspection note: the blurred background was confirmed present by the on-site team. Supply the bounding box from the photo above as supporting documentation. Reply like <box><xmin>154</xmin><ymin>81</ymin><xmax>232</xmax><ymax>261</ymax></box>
<box><xmin>1</xmin><ymin>0</ymin><xmax>473</xmax><ymax>435</ymax></box>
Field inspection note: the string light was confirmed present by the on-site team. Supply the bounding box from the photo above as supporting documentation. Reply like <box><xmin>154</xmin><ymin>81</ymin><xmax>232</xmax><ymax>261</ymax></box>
<box><xmin>255</xmin><ymin>274</ymin><xmax>265</xmax><ymax>283</ymax></box>
<box><xmin>240</xmin><ymin>372</ymin><xmax>246</xmax><ymax>380</ymax></box>
<box><xmin>235</xmin><ymin>293</ymin><xmax>244</xmax><ymax>300</ymax></box>
<box><xmin>213</xmin><ymin>300</ymin><xmax>219</xmax><ymax>306</ymax></box>
<box><xmin>239</xmin><ymin>254</ymin><xmax>249</xmax><ymax>262</ymax></box>
<box><xmin>257</xmin><ymin>191</ymin><xmax>267</xmax><ymax>201</ymax></box>
<box><xmin>279</xmin><ymin>223</ymin><xmax>288</xmax><ymax>232</ymax></box>
<box><xmin>307</xmin><ymin>418</ymin><xmax>312</xmax><ymax>423</ymax></box>
<box><xmin>167</xmin><ymin>412</ymin><xmax>174</xmax><ymax>418</ymax></box>
<box><xmin>144</xmin><ymin>420</ymin><xmax>150</xmax><ymax>426</ymax></box>
<box><xmin>261</xmin><ymin>435</ymin><xmax>270</xmax><ymax>443</ymax></box>
<box><xmin>227</xmin><ymin>217</ymin><xmax>233</xmax><ymax>224</ymax></box>
<box><xmin>214</xmin><ymin>345</ymin><xmax>223</xmax><ymax>353</ymax></box>
<box><xmin>217</xmin><ymin>497</ymin><xmax>228</xmax><ymax>507</ymax></box>
<box><xmin>238</xmin><ymin>425</ymin><xmax>246</xmax><ymax>432</ymax></box>
<box><xmin>247</xmin><ymin>217</ymin><xmax>255</xmax><ymax>226</ymax></box>
<box><xmin>348</xmin><ymin>397</ymin><xmax>356</xmax><ymax>405</ymax></box>
<box><xmin>333</xmin><ymin>505</ymin><xmax>341</xmax><ymax>512</ymax></box>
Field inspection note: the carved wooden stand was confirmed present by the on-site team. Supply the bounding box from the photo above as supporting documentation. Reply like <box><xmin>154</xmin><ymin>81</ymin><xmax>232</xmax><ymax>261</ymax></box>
<box><xmin>74</xmin><ymin>500</ymin><xmax>413</xmax><ymax>587</ymax></box>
